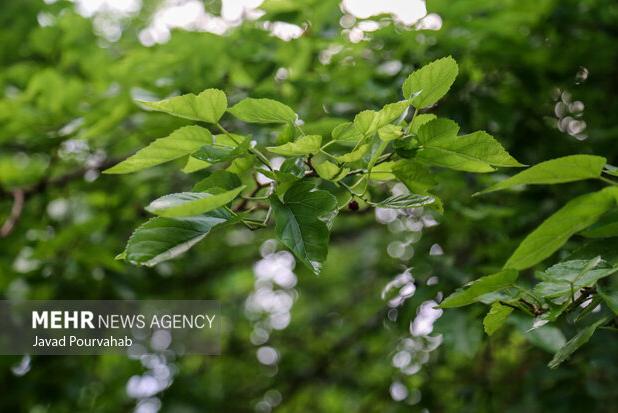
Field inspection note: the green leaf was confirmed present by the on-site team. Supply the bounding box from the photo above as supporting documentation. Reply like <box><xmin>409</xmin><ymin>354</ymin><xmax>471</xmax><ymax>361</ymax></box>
<box><xmin>334</xmin><ymin>144</ymin><xmax>370</xmax><ymax>163</ymax></box>
<box><xmin>270</xmin><ymin>180</ymin><xmax>337</xmax><ymax>274</ymax></box>
<box><xmin>267</xmin><ymin>135</ymin><xmax>321</xmax><ymax>156</ymax></box>
<box><xmin>228</xmin><ymin>97</ymin><xmax>296</xmax><ymax>124</ymax></box>
<box><xmin>534</xmin><ymin>258</ymin><xmax>618</xmax><ymax>299</ymax></box>
<box><xmin>145</xmin><ymin>186</ymin><xmax>245</xmax><ymax>217</ymax></box>
<box><xmin>393</xmin><ymin>160</ymin><xmax>437</xmax><ymax>194</ymax></box>
<box><xmin>598</xmin><ymin>285</ymin><xmax>618</xmax><ymax>315</ymax></box>
<box><xmin>140</xmin><ymin>88</ymin><xmax>227</xmax><ymax>123</ymax></box>
<box><xmin>505</xmin><ymin>188</ymin><xmax>617</xmax><ymax>270</ymax></box>
<box><xmin>123</xmin><ymin>210</ymin><xmax>232</xmax><ymax>266</ymax></box>
<box><xmin>477</xmin><ymin>155</ymin><xmax>607</xmax><ymax>195</ymax></box>
<box><xmin>182</xmin><ymin>157</ymin><xmax>211</xmax><ymax>173</ymax></box>
<box><xmin>548</xmin><ymin>317</ymin><xmax>608</xmax><ymax>368</ymax></box>
<box><xmin>510</xmin><ymin>317</ymin><xmax>566</xmax><ymax>353</ymax></box>
<box><xmin>402</xmin><ymin>56</ymin><xmax>459</xmax><ymax>108</ymax></box>
<box><xmin>313</xmin><ymin>158</ymin><xmax>349</xmax><ymax>181</ymax></box>
<box><xmin>376</xmin><ymin>101</ymin><xmax>409</xmax><ymax>125</ymax></box>
<box><xmin>373</xmin><ymin>194</ymin><xmax>437</xmax><ymax>209</ymax></box>
<box><xmin>378</xmin><ymin>124</ymin><xmax>403</xmax><ymax>141</ymax></box>
<box><xmin>104</xmin><ymin>126</ymin><xmax>212</xmax><ymax>174</ymax></box>
<box><xmin>408</xmin><ymin>113</ymin><xmax>437</xmax><ymax>134</ymax></box>
<box><xmin>604</xmin><ymin>164</ymin><xmax>618</xmax><ymax>177</ymax></box>
<box><xmin>353</xmin><ymin>102</ymin><xmax>408</xmax><ymax>137</ymax></box>
<box><xmin>526</xmin><ymin>327</ymin><xmax>566</xmax><ymax>353</ymax></box>
<box><xmin>581</xmin><ymin>210</ymin><xmax>618</xmax><ymax>238</ymax></box>
<box><xmin>416</xmin><ymin>120</ymin><xmax>523</xmax><ymax>172</ymax></box>
<box><xmin>369</xmin><ymin>161</ymin><xmax>398</xmax><ymax>181</ymax></box>
<box><xmin>192</xmin><ymin>136</ymin><xmax>250</xmax><ymax>163</ymax></box>
<box><xmin>193</xmin><ymin>171</ymin><xmax>241</xmax><ymax>192</ymax></box>
<box><xmin>331</xmin><ymin>122</ymin><xmax>363</xmax><ymax>143</ymax></box>
<box><xmin>440</xmin><ymin>269</ymin><xmax>519</xmax><ymax>308</ymax></box>
<box><xmin>417</xmin><ymin>118</ymin><xmax>460</xmax><ymax>142</ymax></box>
<box><xmin>483</xmin><ymin>302</ymin><xmax>513</xmax><ymax>335</ymax></box>
<box><xmin>353</xmin><ymin>110</ymin><xmax>380</xmax><ymax>137</ymax></box>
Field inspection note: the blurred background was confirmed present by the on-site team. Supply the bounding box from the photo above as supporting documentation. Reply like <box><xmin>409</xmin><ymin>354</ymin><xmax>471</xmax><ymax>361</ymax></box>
<box><xmin>1</xmin><ymin>0</ymin><xmax>617</xmax><ymax>412</ymax></box>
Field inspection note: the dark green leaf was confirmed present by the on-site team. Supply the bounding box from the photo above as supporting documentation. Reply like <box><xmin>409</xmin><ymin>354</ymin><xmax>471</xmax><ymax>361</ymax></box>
<box><xmin>598</xmin><ymin>285</ymin><xmax>618</xmax><ymax>315</ymax></box>
<box><xmin>123</xmin><ymin>210</ymin><xmax>232</xmax><ymax>266</ymax></box>
<box><xmin>548</xmin><ymin>317</ymin><xmax>608</xmax><ymax>368</ymax></box>
<box><xmin>192</xmin><ymin>137</ymin><xmax>250</xmax><ymax>163</ymax></box>
<box><xmin>534</xmin><ymin>257</ymin><xmax>617</xmax><ymax>299</ymax></box>
<box><xmin>192</xmin><ymin>171</ymin><xmax>241</xmax><ymax>192</ymax></box>
<box><xmin>270</xmin><ymin>180</ymin><xmax>337</xmax><ymax>274</ymax></box>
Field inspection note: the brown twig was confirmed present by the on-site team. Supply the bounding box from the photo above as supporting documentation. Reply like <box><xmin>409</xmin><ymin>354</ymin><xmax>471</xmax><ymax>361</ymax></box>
<box><xmin>0</xmin><ymin>158</ymin><xmax>119</xmax><ymax>236</ymax></box>
<box><xmin>1</xmin><ymin>189</ymin><xmax>25</xmax><ymax>237</ymax></box>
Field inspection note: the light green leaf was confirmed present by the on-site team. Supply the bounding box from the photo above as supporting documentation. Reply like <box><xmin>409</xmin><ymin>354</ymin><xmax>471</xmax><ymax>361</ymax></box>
<box><xmin>393</xmin><ymin>160</ymin><xmax>437</xmax><ymax>194</ymax></box>
<box><xmin>332</xmin><ymin>122</ymin><xmax>363</xmax><ymax>143</ymax></box>
<box><xmin>313</xmin><ymin>158</ymin><xmax>349</xmax><ymax>181</ymax></box>
<box><xmin>548</xmin><ymin>317</ymin><xmax>608</xmax><ymax>368</ymax></box>
<box><xmin>483</xmin><ymin>302</ymin><xmax>513</xmax><ymax>335</ymax></box>
<box><xmin>267</xmin><ymin>135</ymin><xmax>321</xmax><ymax>156</ymax></box>
<box><xmin>439</xmin><ymin>269</ymin><xmax>519</xmax><ymax>308</ymax></box>
<box><xmin>141</xmin><ymin>88</ymin><xmax>227</xmax><ymax>123</ymax></box>
<box><xmin>378</xmin><ymin>124</ymin><xmax>403</xmax><ymax>141</ymax></box>
<box><xmin>353</xmin><ymin>110</ymin><xmax>380</xmax><ymax>137</ymax></box>
<box><xmin>369</xmin><ymin>161</ymin><xmax>398</xmax><ymax>181</ymax></box>
<box><xmin>123</xmin><ymin>210</ymin><xmax>232</xmax><ymax>266</ymax></box>
<box><xmin>270</xmin><ymin>180</ymin><xmax>337</xmax><ymax>274</ymax></box>
<box><xmin>416</xmin><ymin>118</ymin><xmax>460</xmax><ymax>143</ymax></box>
<box><xmin>505</xmin><ymin>188</ymin><xmax>617</xmax><ymax>270</ymax></box>
<box><xmin>408</xmin><ymin>113</ymin><xmax>437</xmax><ymax>135</ymax></box>
<box><xmin>353</xmin><ymin>102</ymin><xmax>408</xmax><ymax>137</ymax></box>
<box><xmin>478</xmin><ymin>155</ymin><xmax>607</xmax><ymax>195</ymax></box>
<box><xmin>146</xmin><ymin>186</ymin><xmax>245</xmax><ymax>217</ymax></box>
<box><xmin>104</xmin><ymin>126</ymin><xmax>212</xmax><ymax>174</ymax></box>
<box><xmin>373</xmin><ymin>194</ymin><xmax>437</xmax><ymax>209</ymax></box>
<box><xmin>416</xmin><ymin>120</ymin><xmax>523</xmax><ymax>172</ymax></box>
<box><xmin>376</xmin><ymin>101</ymin><xmax>409</xmax><ymax>125</ymax></box>
<box><xmin>334</xmin><ymin>144</ymin><xmax>370</xmax><ymax>163</ymax></box>
<box><xmin>534</xmin><ymin>258</ymin><xmax>618</xmax><ymax>299</ymax></box>
<box><xmin>182</xmin><ymin>157</ymin><xmax>211</xmax><ymax>173</ymax></box>
<box><xmin>402</xmin><ymin>56</ymin><xmax>459</xmax><ymax>108</ymax></box>
<box><xmin>228</xmin><ymin>97</ymin><xmax>296</xmax><ymax>124</ymax></box>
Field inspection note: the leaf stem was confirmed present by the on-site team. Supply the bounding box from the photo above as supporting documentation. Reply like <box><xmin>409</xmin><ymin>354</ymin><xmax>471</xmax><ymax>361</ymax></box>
<box><xmin>364</xmin><ymin>140</ymin><xmax>389</xmax><ymax>194</ymax></box>
<box><xmin>600</xmin><ymin>176</ymin><xmax>618</xmax><ymax>186</ymax></box>
<box><xmin>216</xmin><ymin>123</ymin><xmax>273</xmax><ymax>170</ymax></box>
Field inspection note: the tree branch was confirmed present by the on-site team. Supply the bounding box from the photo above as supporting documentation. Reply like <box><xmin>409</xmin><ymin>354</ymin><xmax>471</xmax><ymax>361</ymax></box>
<box><xmin>0</xmin><ymin>189</ymin><xmax>25</xmax><ymax>237</ymax></box>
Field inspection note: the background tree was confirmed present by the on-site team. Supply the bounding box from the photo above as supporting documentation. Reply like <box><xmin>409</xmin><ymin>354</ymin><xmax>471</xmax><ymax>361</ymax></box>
<box><xmin>1</xmin><ymin>0</ymin><xmax>617</xmax><ymax>412</ymax></box>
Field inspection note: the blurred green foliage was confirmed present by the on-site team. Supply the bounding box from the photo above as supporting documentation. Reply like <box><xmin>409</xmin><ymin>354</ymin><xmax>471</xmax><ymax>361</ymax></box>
<box><xmin>1</xmin><ymin>0</ymin><xmax>617</xmax><ymax>412</ymax></box>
